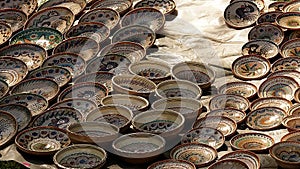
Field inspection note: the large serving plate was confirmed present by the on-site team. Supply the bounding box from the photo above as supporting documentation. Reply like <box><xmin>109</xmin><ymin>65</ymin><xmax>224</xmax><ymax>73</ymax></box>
<box><xmin>209</xmin><ymin>94</ymin><xmax>249</xmax><ymax>112</ymax></box>
<box><xmin>241</xmin><ymin>40</ymin><xmax>279</xmax><ymax>59</ymax></box>
<box><xmin>218</xmin><ymin>81</ymin><xmax>257</xmax><ymax>99</ymax></box>
<box><xmin>0</xmin><ymin>111</ymin><xmax>17</xmax><ymax>147</ymax></box>
<box><xmin>0</xmin><ymin>0</ymin><xmax>37</xmax><ymax>16</ymax></box>
<box><xmin>250</xmin><ymin>97</ymin><xmax>292</xmax><ymax>113</ymax></box>
<box><xmin>74</xmin><ymin>72</ymin><xmax>114</xmax><ymax>92</ymax></box>
<box><xmin>134</xmin><ymin>0</ymin><xmax>176</xmax><ymax>15</ymax></box>
<box><xmin>90</xmin><ymin>0</ymin><xmax>132</xmax><ymax>15</ymax></box>
<box><xmin>272</xmin><ymin>57</ymin><xmax>300</xmax><ymax>72</ymax></box>
<box><xmin>248</xmin><ymin>23</ymin><xmax>284</xmax><ymax>45</ymax></box>
<box><xmin>38</xmin><ymin>0</ymin><xmax>86</xmax><ymax>16</ymax></box>
<box><xmin>220</xmin><ymin>150</ymin><xmax>260</xmax><ymax>169</ymax></box>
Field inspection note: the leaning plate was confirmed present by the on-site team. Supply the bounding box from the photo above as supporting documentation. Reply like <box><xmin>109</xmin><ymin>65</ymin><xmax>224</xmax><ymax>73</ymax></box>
<box><xmin>220</xmin><ymin>150</ymin><xmax>260</xmax><ymax>169</ymax></box>
<box><xmin>281</xmin><ymin>131</ymin><xmax>300</xmax><ymax>142</ymax></box>
<box><xmin>280</xmin><ymin>39</ymin><xmax>300</xmax><ymax>58</ymax></box>
<box><xmin>134</xmin><ymin>0</ymin><xmax>176</xmax><ymax>15</ymax></box>
<box><xmin>268</xmin><ymin>70</ymin><xmax>300</xmax><ymax>85</ymax></box>
<box><xmin>248</xmin><ymin>23</ymin><xmax>284</xmax><ymax>45</ymax></box>
<box><xmin>294</xmin><ymin>87</ymin><xmax>300</xmax><ymax>103</ymax></box>
<box><xmin>288</xmin><ymin>103</ymin><xmax>300</xmax><ymax>116</ymax></box>
<box><xmin>257</xmin><ymin>11</ymin><xmax>282</xmax><ymax>24</ymax></box>
<box><xmin>90</xmin><ymin>0</ymin><xmax>132</xmax><ymax>15</ymax></box>
<box><xmin>209</xmin><ymin>94</ymin><xmax>250</xmax><ymax>112</ymax></box>
<box><xmin>218</xmin><ymin>81</ymin><xmax>257</xmax><ymax>99</ymax></box>
<box><xmin>0</xmin><ymin>111</ymin><xmax>17</xmax><ymax>147</ymax></box>
<box><xmin>0</xmin><ymin>9</ymin><xmax>27</xmax><ymax>33</ymax></box>
<box><xmin>241</xmin><ymin>40</ymin><xmax>279</xmax><ymax>59</ymax></box>
<box><xmin>276</xmin><ymin>12</ymin><xmax>300</xmax><ymax>30</ymax></box>
<box><xmin>207</xmin><ymin>108</ymin><xmax>246</xmax><ymax>124</ymax></box>
<box><xmin>38</xmin><ymin>0</ymin><xmax>86</xmax><ymax>16</ymax></box>
<box><xmin>0</xmin><ymin>70</ymin><xmax>18</xmax><ymax>88</ymax></box>
<box><xmin>271</xmin><ymin>57</ymin><xmax>300</xmax><ymax>72</ymax></box>
<box><xmin>74</xmin><ymin>72</ymin><xmax>114</xmax><ymax>92</ymax></box>
<box><xmin>250</xmin><ymin>97</ymin><xmax>292</xmax><ymax>113</ymax></box>
<box><xmin>283</xmin><ymin>0</ymin><xmax>300</xmax><ymax>12</ymax></box>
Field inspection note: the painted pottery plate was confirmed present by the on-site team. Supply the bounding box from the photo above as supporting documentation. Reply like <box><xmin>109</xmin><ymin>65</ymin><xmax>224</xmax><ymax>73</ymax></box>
<box><xmin>15</xmin><ymin>126</ymin><xmax>70</xmax><ymax>156</ymax></box>
<box><xmin>11</xmin><ymin>78</ymin><xmax>60</xmax><ymax>101</ymax></box>
<box><xmin>288</xmin><ymin>104</ymin><xmax>300</xmax><ymax>117</ymax></box>
<box><xmin>218</xmin><ymin>81</ymin><xmax>257</xmax><ymax>99</ymax></box>
<box><xmin>134</xmin><ymin>0</ymin><xmax>176</xmax><ymax>15</ymax></box>
<box><xmin>250</xmin><ymin>97</ymin><xmax>292</xmax><ymax>113</ymax></box>
<box><xmin>281</xmin><ymin>131</ymin><xmax>300</xmax><ymax>142</ymax></box>
<box><xmin>283</xmin><ymin>0</ymin><xmax>300</xmax><ymax>12</ymax></box>
<box><xmin>241</xmin><ymin>40</ymin><xmax>279</xmax><ymax>59</ymax></box>
<box><xmin>258</xmin><ymin>76</ymin><xmax>299</xmax><ymax>101</ymax></box>
<box><xmin>0</xmin><ymin>93</ymin><xmax>48</xmax><ymax>116</ymax></box>
<box><xmin>272</xmin><ymin>57</ymin><xmax>300</xmax><ymax>72</ymax></box>
<box><xmin>257</xmin><ymin>11</ymin><xmax>282</xmax><ymax>24</ymax></box>
<box><xmin>280</xmin><ymin>39</ymin><xmax>300</xmax><ymax>58</ymax></box>
<box><xmin>246</xmin><ymin>107</ymin><xmax>287</xmax><ymax>130</ymax></box>
<box><xmin>90</xmin><ymin>0</ymin><xmax>132</xmax><ymax>15</ymax></box>
<box><xmin>0</xmin><ymin>57</ymin><xmax>28</xmax><ymax>86</ymax></box>
<box><xmin>0</xmin><ymin>111</ymin><xmax>17</xmax><ymax>147</ymax></box>
<box><xmin>220</xmin><ymin>150</ymin><xmax>260</xmax><ymax>169</ymax></box>
<box><xmin>38</xmin><ymin>0</ymin><xmax>86</xmax><ymax>16</ymax></box>
<box><xmin>10</xmin><ymin>27</ymin><xmax>63</xmax><ymax>51</ymax></box>
<box><xmin>0</xmin><ymin>69</ymin><xmax>19</xmax><ymax>88</ymax></box>
<box><xmin>112</xmin><ymin>25</ymin><xmax>156</xmax><ymax>49</ymax></box>
<box><xmin>289</xmin><ymin>30</ymin><xmax>300</xmax><ymax>40</ymax></box>
<box><xmin>230</xmin><ymin>0</ymin><xmax>264</xmax><ymax>11</ymax></box>
<box><xmin>209</xmin><ymin>94</ymin><xmax>249</xmax><ymax>112</ymax></box>
<box><xmin>248</xmin><ymin>23</ymin><xmax>284</xmax><ymax>45</ymax></box>
<box><xmin>268</xmin><ymin>70</ymin><xmax>300</xmax><ymax>86</ymax></box>
<box><xmin>0</xmin><ymin>0</ymin><xmax>37</xmax><ymax>16</ymax></box>
<box><xmin>208</xmin><ymin>159</ymin><xmax>248</xmax><ymax>169</ymax></box>
<box><xmin>0</xmin><ymin>79</ymin><xmax>8</xmax><ymax>97</ymax></box>
<box><xmin>282</xmin><ymin>116</ymin><xmax>300</xmax><ymax>132</ymax></box>
<box><xmin>230</xmin><ymin>132</ymin><xmax>274</xmax><ymax>152</ymax></box>
<box><xmin>268</xmin><ymin>2</ymin><xmax>286</xmax><ymax>12</ymax></box>
<box><xmin>181</xmin><ymin>127</ymin><xmax>225</xmax><ymax>150</ymax></box>
<box><xmin>147</xmin><ymin>159</ymin><xmax>196</xmax><ymax>169</ymax></box>
<box><xmin>294</xmin><ymin>87</ymin><xmax>300</xmax><ymax>103</ymax></box>
<box><xmin>25</xmin><ymin>6</ymin><xmax>75</xmax><ymax>34</ymax></box>
<box><xmin>207</xmin><ymin>108</ymin><xmax>246</xmax><ymax>124</ymax></box>
<box><xmin>74</xmin><ymin>72</ymin><xmax>114</xmax><ymax>92</ymax></box>
<box><xmin>0</xmin><ymin>22</ymin><xmax>12</xmax><ymax>46</ymax></box>
<box><xmin>276</xmin><ymin>12</ymin><xmax>300</xmax><ymax>30</ymax></box>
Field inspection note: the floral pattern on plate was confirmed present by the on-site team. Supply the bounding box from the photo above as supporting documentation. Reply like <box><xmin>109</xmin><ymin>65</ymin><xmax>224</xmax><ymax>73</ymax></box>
<box><xmin>257</xmin><ymin>11</ymin><xmax>282</xmax><ymax>24</ymax></box>
<box><xmin>0</xmin><ymin>22</ymin><xmax>12</xmax><ymax>46</ymax></box>
<box><xmin>207</xmin><ymin>108</ymin><xmax>246</xmax><ymax>124</ymax></box>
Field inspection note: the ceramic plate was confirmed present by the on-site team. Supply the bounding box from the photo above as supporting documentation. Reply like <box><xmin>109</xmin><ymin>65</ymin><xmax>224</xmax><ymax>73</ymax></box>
<box><xmin>208</xmin><ymin>159</ymin><xmax>248</xmax><ymax>169</ymax></box>
<box><xmin>193</xmin><ymin>116</ymin><xmax>237</xmax><ymax>137</ymax></box>
<box><xmin>283</xmin><ymin>0</ymin><xmax>300</xmax><ymax>12</ymax></box>
<box><xmin>147</xmin><ymin>159</ymin><xmax>196</xmax><ymax>169</ymax></box>
<box><xmin>294</xmin><ymin>88</ymin><xmax>300</xmax><ymax>103</ymax></box>
<box><xmin>232</xmin><ymin>55</ymin><xmax>270</xmax><ymax>80</ymax></box>
<box><xmin>246</xmin><ymin>107</ymin><xmax>287</xmax><ymax>130</ymax></box>
<box><xmin>248</xmin><ymin>23</ymin><xmax>284</xmax><ymax>45</ymax></box>
<box><xmin>0</xmin><ymin>70</ymin><xmax>19</xmax><ymax>88</ymax></box>
<box><xmin>207</xmin><ymin>108</ymin><xmax>246</xmax><ymax>124</ymax></box>
<box><xmin>280</xmin><ymin>39</ymin><xmax>300</xmax><ymax>58</ymax></box>
<box><xmin>218</xmin><ymin>81</ymin><xmax>257</xmax><ymax>99</ymax></box>
<box><xmin>42</xmin><ymin>52</ymin><xmax>86</xmax><ymax>78</ymax></box>
<box><xmin>289</xmin><ymin>30</ymin><xmax>300</xmax><ymax>40</ymax></box>
<box><xmin>25</xmin><ymin>6</ymin><xmax>75</xmax><ymax>34</ymax></box>
<box><xmin>134</xmin><ymin>0</ymin><xmax>176</xmax><ymax>15</ymax></box>
<box><xmin>241</xmin><ymin>40</ymin><xmax>279</xmax><ymax>59</ymax></box>
<box><xmin>276</xmin><ymin>12</ymin><xmax>300</xmax><ymax>30</ymax></box>
<box><xmin>281</xmin><ymin>131</ymin><xmax>300</xmax><ymax>142</ymax></box>
<box><xmin>0</xmin><ymin>111</ymin><xmax>17</xmax><ymax>147</ymax></box>
<box><xmin>209</xmin><ymin>94</ymin><xmax>249</xmax><ymax>112</ymax></box>
<box><xmin>282</xmin><ymin>116</ymin><xmax>300</xmax><ymax>132</ymax></box>
<box><xmin>11</xmin><ymin>78</ymin><xmax>60</xmax><ymax>101</ymax></box>
<box><xmin>257</xmin><ymin>11</ymin><xmax>282</xmax><ymax>24</ymax></box>
<box><xmin>181</xmin><ymin>127</ymin><xmax>225</xmax><ymax>150</ymax></box>
<box><xmin>268</xmin><ymin>2</ymin><xmax>286</xmax><ymax>12</ymax></box>
<box><xmin>258</xmin><ymin>76</ymin><xmax>299</xmax><ymax>101</ymax></box>
<box><xmin>272</xmin><ymin>57</ymin><xmax>300</xmax><ymax>72</ymax></box>
<box><xmin>224</xmin><ymin>1</ymin><xmax>260</xmax><ymax>28</ymax></box>
<box><xmin>250</xmin><ymin>97</ymin><xmax>292</xmax><ymax>113</ymax></box>
<box><xmin>288</xmin><ymin>104</ymin><xmax>300</xmax><ymax>117</ymax></box>
<box><xmin>74</xmin><ymin>72</ymin><xmax>114</xmax><ymax>92</ymax></box>
<box><xmin>0</xmin><ymin>79</ymin><xmax>8</xmax><ymax>97</ymax></box>
<box><xmin>38</xmin><ymin>0</ymin><xmax>86</xmax><ymax>16</ymax></box>
<box><xmin>230</xmin><ymin>0</ymin><xmax>264</xmax><ymax>11</ymax></box>
<box><xmin>90</xmin><ymin>0</ymin><xmax>132</xmax><ymax>15</ymax></box>
<box><xmin>268</xmin><ymin>70</ymin><xmax>300</xmax><ymax>86</ymax></box>
<box><xmin>53</xmin><ymin>37</ymin><xmax>99</xmax><ymax>61</ymax></box>
<box><xmin>0</xmin><ymin>22</ymin><xmax>12</xmax><ymax>46</ymax></box>
<box><xmin>230</xmin><ymin>132</ymin><xmax>274</xmax><ymax>152</ymax></box>
<box><xmin>112</xmin><ymin>25</ymin><xmax>156</xmax><ymax>49</ymax></box>
<box><xmin>10</xmin><ymin>27</ymin><xmax>63</xmax><ymax>51</ymax></box>
<box><xmin>220</xmin><ymin>150</ymin><xmax>260</xmax><ymax>169</ymax></box>
<box><xmin>0</xmin><ymin>93</ymin><xmax>48</xmax><ymax>116</ymax></box>
<box><xmin>0</xmin><ymin>0</ymin><xmax>37</xmax><ymax>16</ymax></box>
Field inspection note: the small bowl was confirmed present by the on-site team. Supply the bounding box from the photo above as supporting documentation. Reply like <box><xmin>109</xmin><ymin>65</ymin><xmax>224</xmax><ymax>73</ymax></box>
<box><xmin>112</xmin><ymin>25</ymin><xmax>156</xmax><ymax>49</ymax></box>
<box><xmin>181</xmin><ymin>127</ymin><xmax>225</xmax><ymax>150</ymax></box>
<box><xmin>112</xmin><ymin>74</ymin><xmax>156</xmax><ymax>98</ymax></box>
<box><xmin>42</xmin><ymin>52</ymin><xmax>86</xmax><ymax>78</ymax></box>
<box><xmin>218</xmin><ymin>81</ymin><xmax>257</xmax><ymax>99</ymax></box>
<box><xmin>147</xmin><ymin>159</ymin><xmax>196</xmax><ymax>169</ymax></box>
<box><xmin>246</xmin><ymin>107</ymin><xmax>287</xmax><ymax>130</ymax></box>
<box><xmin>112</xmin><ymin>133</ymin><xmax>165</xmax><ymax>164</ymax></box>
<box><xmin>207</xmin><ymin>108</ymin><xmax>246</xmax><ymax>124</ymax></box>
<box><xmin>220</xmin><ymin>150</ymin><xmax>260</xmax><ymax>169</ymax></box>
<box><xmin>209</xmin><ymin>94</ymin><xmax>250</xmax><ymax>112</ymax></box>
<box><xmin>38</xmin><ymin>0</ymin><xmax>86</xmax><ymax>16</ymax></box>
<box><xmin>258</xmin><ymin>76</ymin><xmax>299</xmax><ymax>101</ymax></box>
<box><xmin>90</xmin><ymin>0</ymin><xmax>132</xmax><ymax>15</ymax></box>
<box><xmin>248</xmin><ymin>23</ymin><xmax>284</xmax><ymax>45</ymax></box>
<box><xmin>276</xmin><ymin>12</ymin><xmax>300</xmax><ymax>30</ymax></box>
<box><xmin>241</xmin><ymin>39</ymin><xmax>279</xmax><ymax>60</ymax></box>
<box><xmin>170</xmin><ymin>143</ymin><xmax>217</xmax><ymax>167</ymax></box>
<box><xmin>10</xmin><ymin>27</ymin><xmax>63</xmax><ymax>51</ymax></box>
<box><xmin>282</xmin><ymin>116</ymin><xmax>300</xmax><ymax>132</ymax></box>
<box><xmin>10</xmin><ymin>78</ymin><xmax>60</xmax><ymax>101</ymax></box>
<box><xmin>268</xmin><ymin>2</ymin><xmax>286</xmax><ymax>12</ymax></box>
<box><xmin>0</xmin><ymin>111</ymin><xmax>17</xmax><ymax>147</ymax></box>
<box><xmin>280</xmin><ymin>39</ymin><xmax>300</xmax><ymax>58</ymax></box>
<box><xmin>0</xmin><ymin>43</ymin><xmax>47</xmax><ymax>71</ymax></box>
<box><xmin>53</xmin><ymin>36</ymin><xmax>100</xmax><ymax>61</ymax></box>
<box><xmin>232</xmin><ymin>55</ymin><xmax>270</xmax><ymax>80</ymax></box>
<box><xmin>0</xmin><ymin>0</ymin><xmax>37</xmax><ymax>16</ymax></box>
<box><xmin>208</xmin><ymin>159</ymin><xmax>248</xmax><ymax>169</ymax></box>
<box><xmin>0</xmin><ymin>93</ymin><xmax>48</xmax><ymax>116</ymax></box>
<box><xmin>15</xmin><ymin>126</ymin><xmax>71</xmax><ymax>156</ymax></box>
<box><xmin>281</xmin><ymin>131</ymin><xmax>300</xmax><ymax>142</ymax></box>
<box><xmin>269</xmin><ymin>141</ymin><xmax>300</xmax><ymax>169</ymax></box>
<box><xmin>0</xmin><ymin>22</ymin><xmax>12</xmax><ymax>46</ymax></box>
<box><xmin>134</xmin><ymin>0</ymin><xmax>176</xmax><ymax>15</ymax></box>
<box><xmin>250</xmin><ymin>97</ymin><xmax>292</xmax><ymax>113</ymax></box>
<box><xmin>257</xmin><ymin>11</ymin><xmax>283</xmax><ymax>24</ymax></box>
<box><xmin>268</xmin><ymin>70</ymin><xmax>300</xmax><ymax>85</ymax></box>
<box><xmin>230</xmin><ymin>132</ymin><xmax>275</xmax><ymax>152</ymax></box>
<box><xmin>272</xmin><ymin>57</ymin><xmax>300</xmax><ymax>72</ymax></box>
<box><xmin>129</xmin><ymin>60</ymin><xmax>171</xmax><ymax>84</ymax></box>
<box><xmin>0</xmin><ymin>79</ymin><xmax>9</xmax><ymax>98</ymax></box>
<box><xmin>74</xmin><ymin>72</ymin><xmax>114</xmax><ymax>92</ymax></box>
<box><xmin>171</xmin><ymin>61</ymin><xmax>215</xmax><ymax>89</ymax></box>
<box><xmin>284</xmin><ymin>0</ymin><xmax>300</xmax><ymax>12</ymax></box>
<box><xmin>53</xmin><ymin>144</ymin><xmax>107</xmax><ymax>169</ymax></box>
<box><xmin>288</xmin><ymin>103</ymin><xmax>300</xmax><ymax>116</ymax></box>
<box><xmin>86</xmin><ymin>105</ymin><xmax>133</xmax><ymax>132</ymax></box>
<box><xmin>155</xmin><ymin>79</ymin><xmax>202</xmax><ymax>99</ymax></box>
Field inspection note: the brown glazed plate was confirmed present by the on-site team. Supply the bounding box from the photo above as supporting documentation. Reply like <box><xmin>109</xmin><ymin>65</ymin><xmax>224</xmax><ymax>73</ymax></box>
<box><xmin>272</xmin><ymin>57</ymin><xmax>300</xmax><ymax>72</ymax></box>
<box><xmin>257</xmin><ymin>11</ymin><xmax>282</xmax><ymax>24</ymax></box>
<box><xmin>90</xmin><ymin>0</ymin><xmax>132</xmax><ymax>15</ymax></box>
<box><xmin>208</xmin><ymin>159</ymin><xmax>249</xmax><ymax>169</ymax></box>
<box><xmin>134</xmin><ymin>0</ymin><xmax>176</xmax><ymax>15</ymax></box>
<box><xmin>268</xmin><ymin>2</ymin><xmax>286</xmax><ymax>12</ymax></box>
<box><xmin>268</xmin><ymin>70</ymin><xmax>300</xmax><ymax>86</ymax></box>
<box><xmin>250</xmin><ymin>97</ymin><xmax>292</xmax><ymax>113</ymax></box>
<box><xmin>38</xmin><ymin>0</ymin><xmax>86</xmax><ymax>16</ymax></box>
<box><xmin>248</xmin><ymin>23</ymin><xmax>284</xmax><ymax>45</ymax></box>
<box><xmin>207</xmin><ymin>108</ymin><xmax>246</xmax><ymax>124</ymax></box>
<box><xmin>280</xmin><ymin>38</ymin><xmax>300</xmax><ymax>58</ymax></box>
<box><xmin>220</xmin><ymin>150</ymin><xmax>260</xmax><ymax>169</ymax></box>
<box><xmin>230</xmin><ymin>0</ymin><xmax>264</xmax><ymax>11</ymax></box>
<box><xmin>276</xmin><ymin>12</ymin><xmax>300</xmax><ymax>30</ymax></box>
<box><xmin>241</xmin><ymin>39</ymin><xmax>279</xmax><ymax>59</ymax></box>
<box><xmin>281</xmin><ymin>131</ymin><xmax>300</xmax><ymax>142</ymax></box>
<box><xmin>209</xmin><ymin>94</ymin><xmax>250</xmax><ymax>112</ymax></box>
<box><xmin>218</xmin><ymin>81</ymin><xmax>257</xmax><ymax>99</ymax></box>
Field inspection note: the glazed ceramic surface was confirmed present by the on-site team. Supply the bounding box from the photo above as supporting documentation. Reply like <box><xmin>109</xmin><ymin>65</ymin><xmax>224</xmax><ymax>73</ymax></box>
<box><xmin>268</xmin><ymin>70</ymin><xmax>300</xmax><ymax>86</ymax></box>
<box><xmin>134</xmin><ymin>0</ymin><xmax>176</xmax><ymax>15</ymax></box>
<box><xmin>0</xmin><ymin>0</ymin><xmax>37</xmax><ymax>15</ymax></box>
<box><xmin>250</xmin><ymin>97</ymin><xmax>292</xmax><ymax>113</ymax></box>
<box><xmin>0</xmin><ymin>111</ymin><xmax>17</xmax><ymax>147</ymax></box>
<box><xmin>272</xmin><ymin>57</ymin><xmax>300</xmax><ymax>72</ymax></box>
<box><xmin>280</xmin><ymin>39</ymin><xmax>300</xmax><ymax>58</ymax></box>
<box><xmin>208</xmin><ymin>159</ymin><xmax>248</xmax><ymax>169</ymax></box>
<box><xmin>293</xmin><ymin>88</ymin><xmax>300</xmax><ymax>103</ymax></box>
<box><xmin>220</xmin><ymin>150</ymin><xmax>260</xmax><ymax>169</ymax></box>
<box><xmin>218</xmin><ymin>81</ymin><xmax>257</xmax><ymax>99</ymax></box>
<box><xmin>283</xmin><ymin>0</ymin><xmax>300</xmax><ymax>12</ymax></box>
<box><xmin>147</xmin><ymin>159</ymin><xmax>196</xmax><ymax>169</ymax></box>
<box><xmin>289</xmin><ymin>30</ymin><xmax>300</xmax><ymax>40</ymax></box>
<box><xmin>268</xmin><ymin>2</ymin><xmax>286</xmax><ymax>12</ymax></box>
<box><xmin>276</xmin><ymin>12</ymin><xmax>300</xmax><ymax>30</ymax></box>
<box><xmin>209</xmin><ymin>94</ymin><xmax>249</xmax><ymax>112</ymax></box>
<box><xmin>230</xmin><ymin>0</ymin><xmax>264</xmax><ymax>11</ymax></box>
<box><xmin>0</xmin><ymin>69</ymin><xmax>19</xmax><ymax>88</ymax></box>
<box><xmin>281</xmin><ymin>131</ymin><xmax>300</xmax><ymax>142</ymax></box>
<box><xmin>74</xmin><ymin>72</ymin><xmax>114</xmax><ymax>92</ymax></box>
<box><xmin>0</xmin><ymin>79</ymin><xmax>8</xmax><ymax>97</ymax></box>
<box><xmin>248</xmin><ymin>23</ymin><xmax>284</xmax><ymax>45</ymax></box>
<box><xmin>91</xmin><ymin>0</ymin><xmax>132</xmax><ymax>15</ymax></box>
<box><xmin>282</xmin><ymin>116</ymin><xmax>300</xmax><ymax>132</ymax></box>
<box><xmin>241</xmin><ymin>40</ymin><xmax>278</xmax><ymax>59</ymax></box>
<box><xmin>0</xmin><ymin>22</ymin><xmax>12</xmax><ymax>46</ymax></box>
<box><xmin>207</xmin><ymin>108</ymin><xmax>246</xmax><ymax>124</ymax></box>
<box><xmin>38</xmin><ymin>0</ymin><xmax>86</xmax><ymax>16</ymax></box>
<box><xmin>257</xmin><ymin>11</ymin><xmax>282</xmax><ymax>24</ymax></box>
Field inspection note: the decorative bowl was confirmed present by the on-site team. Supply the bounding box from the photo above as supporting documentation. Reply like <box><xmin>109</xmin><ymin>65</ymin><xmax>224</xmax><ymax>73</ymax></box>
<box><xmin>257</xmin><ymin>11</ymin><xmax>282</xmax><ymax>24</ymax></box>
<box><xmin>147</xmin><ymin>159</ymin><xmax>196</xmax><ymax>169</ymax></box>
<box><xmin>0</xmin><ymin>104</ymin><xmax>31</xmax><ymax>131</ymax></box>
<box><xmin>85</xmin><ymin>54</ymin><xmax>131</xmax><ymax>75</ymax></box>
<box><xmin>155</xmin><ymin>79</ymin><xmax>202</xmax><ymax>99</ymax></box>
<box><xmin>207</xmin><ymin>108</ymin><xmax>246</xmax><ymax>124</ymax></box>
<box><xmin>79</xmin><ymin>8</ymin><xmax>120</xmax><ymax>30</ymax></box>
<box><xmin>170</xmin><ymin>143</ymin><xmax>217</xmax><ymax>167</ymax></box>
<box><xmin>53</xmin><ymin>144</ymin><xmax>107</xmax><ymax>169</ymax></box>
<box><xmin>209</xmin><ymin>94</ymin><xmax>250</xmax><ymax>112</ymax></box>
<box><xmin>280</xmin><ymin>39</ymin><xmax>300</xmax><ymax>58</ymax></box>
<box><xmin>112</xmin><ymin>74</ymin><xmax>156</xmax><ymax>98</ymax></box>
<box><xmin>271</xmin><ymin>57</ymin><xmax>300</xmax><ymax>72</ymax></box>
<box><xmin>58</xmin><ymin>82</ymin><xmax>108</xmax><ymax>106</ymax></box>
<box><xmin>241</xmin><ymin>39</ymin><xmax>279</xmax><ymax>59</ymax></box>
<box><xmin>27</xmin><ymin>66</ymin><xmax>71</xmax><ymax>87</ymax></box>
<box><xmin>15</xmin><ymin>126</ymin><xmax>70</xmax><ymax>156</ymax></box>
<box><xmin>112</xmin><ymin>133</ymin><xmax>165</xmax><ymax>164</ymax></box>
<box><xmin>0</xmin><ymin>78</ymin><xmax>9</xmax><ymax>97</ymax></box>
<box><xmin>100</xmin><ymin>94</ymin><xmax>149</xmax><ymax>113</ymax></box>
<box><xmin>181</xmin><ymin>127</ymin><xmax>225</xmax><ymax>150</ymax></box>
<box><xmin>42</xmin><ymin>52</ymin><xmax>86</xmax><ymax>78</ymax></box>
<box><xmin>232</xmin><ymin>55</ymin><xmax>270</xmax><ymax>80</ymax></box>
<box><xmin>283</xmin><ymin>0</ymin><xmax>300</xmax><ymax>12</ymax></box>
<box><xmin>134</xmin><ymin>0</ymin><xmax>176</xmax><ymax>15</ymax></box>
<box><xmin>120</xmin><ymin>7</ymin><xmax>165</xmax><ymax>32</ymax></box>
<box><xmin>193</xmin><ymin>116</ymin><xmax>237</xmax><ymax>138</ymax></box>
<box><xmin>268</xmin><ymin>70</ymin><xmax>300</xmax><ymax>85</ymax></box>
<box><xmin>220</xmin><ymin>150</ymin><xmax>260</xmax><ymax>169</ymax></box>
<box><xmin>281</xmin><ymin>131</ymin><xmax>300</xmax><ymax>142</ymax></box>
<box><xmin>31</xmin><ymin>107</ymin><xmax>83</xmax><ymax>129</ymax></box>
<box><xmin>132</xmin><ymin>109</ymin><xmax>185</xmax><ymax>138</ymax></box>
<box><xmin>99</xmin><ymin>41</ymin><xmax>146</xmax><ymax>63</ymax></box>
<box><xmin>269</xmin><ymin>141</ymin><xmax>300</xmax><ymax>169</ymax></box>
<box><xmin>66</xmin><ymin>122</ymin><xmax>119</xmax><ymax>144</ymax></box>
<box><xmin>86</xmin><ymin>105</ymin><xmax>133</xmax><ymax>132</ymax></box>
<box><xmin>90</xmin><ymin>0</ymin><xmax>132</xmax><ymax>15</ymax></box>
<box><xmin>0</xmin><ymin>44</ymin><xmax>46</xmax><ymax>71</ymax></box>
<box><xmin>250</xmin><ymin>97</ymin><xmax>292</xmax><ymax>113</ymax></box>
<box><xmin>230</xmin><ymin>0</ymin><xmax>264</xmax><ymax>11</ymax></box>
<box><xmin>276</xmin><ymin>12</ymin><xmax>300</xmax><ymax>30</ymax></box>
<box><xmin>0</xmin><ymin>22</ymin><xmax>12</xmax><ymax>46</ymax></box>
<box><xmin>208</xmin><ymin>159</ymin><xmax>249</xmax><ymax>169</ymax></box>
<box><xmin>288</xmin><ymin>104</ymin><xmax>300</xmax><ymax>116</ymax></box>
<box><xmin>248</xmin><ymin>23</ymin><xmax>284</xmax><ymax>45</ymax></box>
<box><xmin>246</xmin><ymin>107</ymin><xmax>286</xmax><ymax>130</ymax></box>
<box><xmin>64</xmin><ymin>22</ymin><xmax>110</xmax><ymax>43</ymax></box>
<box><xmin>282</xmin><ymin>116</ymin><xmax>300</xmax><ymax>132</ymax></box>
<box><xmin>223</xmin><ymin>1</ymin><xmax>260</xmax><ymax>29</ymax></box>
<box><xmin>112</xmin><ymin>25</ymin><xmax>156</xmax><ymax>49</ymax></box>
<box><xmin>74</xmin><ymin>72</ymin><xmax>114</xmax><ymax>92</ymax></box>
<box><xmin>0</xmin><ymin>0</ymin><xmax>37</xmax><ymax>16</ymax></box>
<box><xmin>230</xmin><ymin>132</ymin><xmax>275</xmax><ymax>152</ymax></box>
<box><xmin>0</xmin><ymin>111</ymin><xmax>17</xmax><ymax>147</ymax></box>
<box><xmin>0</xmin><ymin>93</ymin><xmax>48</xmax><ymax>116</ymax></box>
<box><xmin>53</xmin><ymin>37</ymin><xmax>100</xmax><ymax>61</ymax></box>
<box><xmin>171</xmin><ymin>61</ymin><xmax>215</xmax><ymax>89</ymax></box>
<box><xmin>129</xmin><ymin>60</ymin><xmax>171</xmax><ymax>84</ymax></box>
<box><xmin>0</xmin><ymin>69</ymin><xmax>18</xmax><ymax>88</ymax></box>
<box><xmin>268</xmin><ymin>2</ymin><xmax>286</xmax><ymax>12</ymax></box>
<box><xmin>10</xmin><ymin>27</ymin><xmax>63</xmax><ymax>51</ymax></box>
<box><xmin>218</xmin><ymin>81</ymin><xmax>257</xmax><ymax>99</ymax></box>
<box><xmin>38</xmin><ymin>0</ymin><xmax>86</xmax><ymax>16</ymax></box>
<box><xmin>258</xmin><ymin>76</ymin><xmax>299</xmax><ymax>101</ymax></box>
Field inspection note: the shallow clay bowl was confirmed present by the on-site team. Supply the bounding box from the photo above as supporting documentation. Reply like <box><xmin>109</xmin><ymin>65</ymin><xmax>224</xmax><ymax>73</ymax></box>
<box><xmin>218</xmin><ymin>81</ymin><xmax>257</xmax><ymax>100</ymax></box>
